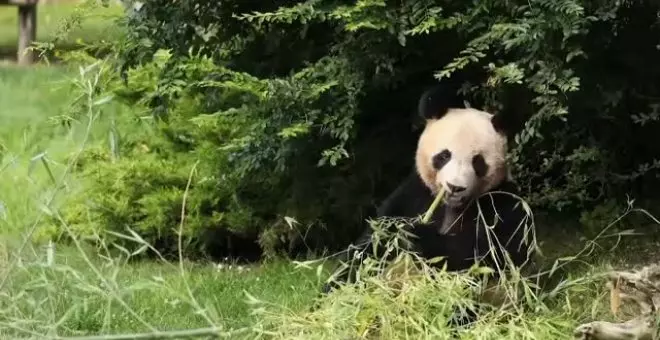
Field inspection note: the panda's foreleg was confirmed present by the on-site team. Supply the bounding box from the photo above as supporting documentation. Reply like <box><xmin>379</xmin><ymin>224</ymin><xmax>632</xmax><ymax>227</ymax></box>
<box><xmin>401</xmin><ymin>227</ymin><xmax>491</xmax><ymax>330</ymax></box>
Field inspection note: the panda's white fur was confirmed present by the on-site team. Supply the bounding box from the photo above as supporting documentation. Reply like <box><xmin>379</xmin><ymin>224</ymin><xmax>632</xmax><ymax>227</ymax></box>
<box><xmin>415</xmin><ymin>108</ymin><xmax>508</xmax><ymax>207</ymax></box>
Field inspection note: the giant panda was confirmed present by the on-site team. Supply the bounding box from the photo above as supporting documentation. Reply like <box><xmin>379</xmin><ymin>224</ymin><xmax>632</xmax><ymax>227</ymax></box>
<box><xmin>321</xmin><ymin>82</ymin><xmax>535</xmax><ymax>316</ymax></box>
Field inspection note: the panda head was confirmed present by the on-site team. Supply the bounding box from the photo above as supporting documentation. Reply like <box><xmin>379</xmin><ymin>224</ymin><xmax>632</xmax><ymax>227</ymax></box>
<box><xmin>415</xmin><ymin>84</ymin><xmax>511</xmax><ymax>209</ymax></box>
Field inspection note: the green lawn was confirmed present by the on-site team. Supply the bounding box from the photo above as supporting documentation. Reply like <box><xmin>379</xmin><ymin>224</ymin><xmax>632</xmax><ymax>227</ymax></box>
<box><xmin>0</xmin><ymin>65</ymin><xmax>71</xmax><ymax>151</ymax></box>
<box><xmin>1</xmin><ymin>244</ymin><xmax>323</xmax><ymax>337</ymax></box>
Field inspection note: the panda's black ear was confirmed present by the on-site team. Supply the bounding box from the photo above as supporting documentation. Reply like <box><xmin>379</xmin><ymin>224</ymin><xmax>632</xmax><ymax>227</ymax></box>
<box><xmin>492</xmin><ymin>84</ymin><xmax>532</xmax><ymax>137</ymax></box>
<box><xmin>490</xmin><ymin>113</ymin><xmax>510</xmax><ymax>136</ymax></box>
<box><xmin>418</xmin><ymin>82</ymin><xmax>465</xmax><ymax>120</ymax></box>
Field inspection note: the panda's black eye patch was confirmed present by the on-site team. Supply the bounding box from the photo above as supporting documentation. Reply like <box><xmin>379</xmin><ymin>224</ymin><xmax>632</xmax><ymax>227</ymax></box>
<box><xmin>472</xmin><ymin>154</ymin><xmax>488</xmax><ymax>177</ymax></box>
<box><xmin>432</xmin><ymin>149</ymin><xmax>451</xmax><ymax>170</ymax></box>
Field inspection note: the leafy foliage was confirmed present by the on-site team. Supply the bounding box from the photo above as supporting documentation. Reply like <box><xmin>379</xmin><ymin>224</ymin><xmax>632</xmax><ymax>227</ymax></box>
<box><xmin>52</xmin><ymin>0</ymin><xmax>660</xmax><ymax>258</ymax></box>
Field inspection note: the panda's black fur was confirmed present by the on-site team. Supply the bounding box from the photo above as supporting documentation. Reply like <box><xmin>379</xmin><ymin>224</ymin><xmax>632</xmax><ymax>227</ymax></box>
<box><xmin>320</xmin><ymin>83</ymin><xmax>535</xmax><ymax>325</ymax></box>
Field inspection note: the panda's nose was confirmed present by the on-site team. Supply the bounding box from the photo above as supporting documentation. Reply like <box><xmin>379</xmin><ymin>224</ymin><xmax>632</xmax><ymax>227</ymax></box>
<box><xmin>447</xmin><ymin>183</ymin><xmax>466</xmax><ymax>193</ymax></box>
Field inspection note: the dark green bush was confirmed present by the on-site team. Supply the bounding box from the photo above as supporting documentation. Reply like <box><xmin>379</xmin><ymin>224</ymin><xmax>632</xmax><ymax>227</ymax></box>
<box><xmin>54</xmin><ymin>0</ymin><xmax>660</xmax><ymax>259</ymax></box>
<box><xmin>54</xmin><ymin>45</ymin><xmax>375</xmax><ymax>259</ymax></box>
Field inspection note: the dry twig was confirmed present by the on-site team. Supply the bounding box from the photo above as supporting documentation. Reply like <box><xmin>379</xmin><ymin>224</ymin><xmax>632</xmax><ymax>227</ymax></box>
<box><xmin>574</xmin><ymin>264</ymin><xmax>660</xmax><ymax>340</ymax></box>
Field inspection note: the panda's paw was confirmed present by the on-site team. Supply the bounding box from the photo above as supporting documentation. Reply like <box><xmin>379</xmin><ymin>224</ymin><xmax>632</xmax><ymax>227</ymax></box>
<box><xmin>321</xmin><ymin>282</ymin><xmax>335</xmax><ymax>294</ymax></box>
<box><xmin>309</xmin><ymin>282</ymin><xmax>335</xmax><ymax>312</ymax></box>
<box><xmin>447</xmin><ymin>306</ymin><xmax>479</xmax><ymax>329</ymax></box>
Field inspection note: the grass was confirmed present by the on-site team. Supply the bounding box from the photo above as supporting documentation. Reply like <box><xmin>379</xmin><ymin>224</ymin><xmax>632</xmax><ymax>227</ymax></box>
<box><xmin>0</xmin><ymin>65</ymin><xmax>78</xmax><ymax>237</ymax></box>
<box><xmin>0</xmin><ymin>65</ymin><xmax>73</xmax><ymax>153</ymax></box>
<box><xmin>1</xmin><ymin>244</ymin><xmax>324</xmax><ymax>337</ymax></box>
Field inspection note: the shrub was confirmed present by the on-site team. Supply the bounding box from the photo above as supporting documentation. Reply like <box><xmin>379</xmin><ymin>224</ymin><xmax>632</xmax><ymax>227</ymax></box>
<box><xmin>53</xmin><ymin>0</ymin><xmax>660</xmax><ymax>258</ymax></box>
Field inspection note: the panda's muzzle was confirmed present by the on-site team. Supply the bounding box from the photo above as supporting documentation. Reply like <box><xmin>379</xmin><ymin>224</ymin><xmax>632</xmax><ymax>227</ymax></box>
<box><xmin>443</xmin><ymin>184</ymin><xmax>470</xmax><ymax>207</ymax></box>
<box><xmin>444</xmin><ymin>194</ymin><xmax>468</xmax><ymax>207</ymax></box>
<box><xmin>446</xmin><ymin>183</ymin><xmax>466</xmax><ymax>193</ymax></box>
